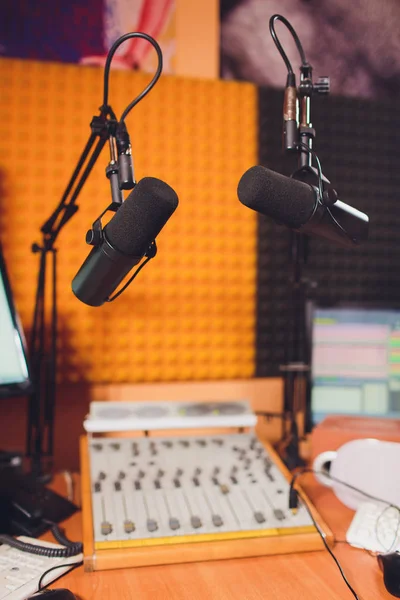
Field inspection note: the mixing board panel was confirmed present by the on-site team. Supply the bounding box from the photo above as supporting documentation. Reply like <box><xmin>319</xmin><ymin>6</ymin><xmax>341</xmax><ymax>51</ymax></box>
<box><xmin>81</xmin><ymin>432</ymin><xmax>333</xmax><ymax>570</ymax></box>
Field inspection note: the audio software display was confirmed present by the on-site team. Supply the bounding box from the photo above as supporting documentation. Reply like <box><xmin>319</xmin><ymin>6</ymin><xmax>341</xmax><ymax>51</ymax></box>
<box><xmin>0</xmin><ymin>246</ymin><xmax>31</xmax><ymax>396</ymax></box>
<box><xmin>311</xmin><ymin>307</ymin><xmax>400</xmax><ymax>423</ymax></box>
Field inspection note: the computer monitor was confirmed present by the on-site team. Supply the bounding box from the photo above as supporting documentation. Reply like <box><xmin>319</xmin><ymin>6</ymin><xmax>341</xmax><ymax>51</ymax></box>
<box><xmin>311</xmin><ymin>306</ymin><xmax>400</xmax><ymax>424</ymax></box>
<box><xmin>0</xmin><ymin>244</ymin><xmax>31</xmax><ymax>397</ymax></box>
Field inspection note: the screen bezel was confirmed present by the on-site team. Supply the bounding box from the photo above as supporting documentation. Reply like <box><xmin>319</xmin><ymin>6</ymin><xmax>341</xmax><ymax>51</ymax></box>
<box><xmin>0</xmin><ymin>244</ymin><xmax>32</xmax><ymax>398</ymax></box>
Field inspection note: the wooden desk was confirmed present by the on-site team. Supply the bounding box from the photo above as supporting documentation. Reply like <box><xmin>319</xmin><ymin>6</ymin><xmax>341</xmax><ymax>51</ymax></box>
<box><xmin>45</xmin><ymin>474</ymin><xmax>392</xmax><ymax>599</ymax></box>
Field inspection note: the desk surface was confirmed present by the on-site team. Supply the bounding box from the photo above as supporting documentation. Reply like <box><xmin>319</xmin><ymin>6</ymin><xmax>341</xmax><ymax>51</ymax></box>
<box><xmin>45</xmin><ymin>473</ymin><xmax>392</xmax><ymax>600</ymax></box>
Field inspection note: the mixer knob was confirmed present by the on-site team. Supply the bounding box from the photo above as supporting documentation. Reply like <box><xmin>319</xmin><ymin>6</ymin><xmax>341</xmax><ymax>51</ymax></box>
<box><xmin>212</xmin><ymin>514</ymin><xmax>223</xmax><ymax>527</ymax></box>
<box><xmin>147</xmin><ymin>518</ymin><xmax>158</xmax><ymax>532</ymax></box>
<box><xmin>101</xmin><ymin>521</ymin><xmax>113</xmax><ymax>535</ymax></box>
<box><xmin>124</xmin><ymin>519</ymin><xmax>136</xmax><ymax>533</ymax></box>
<box><xmin>212</xmin><ymin>439</ymin><xmax>223</xmax><ymax>446</ymax></box>
<box><xmin>132</xmin><ymin>442</ymin><xmax>139</xmax><ymax>457</ymax></box>
<box><xmin>274</xmin><ymin>509</ymin><xmax>286</xmax><ymax>521</ymax></box>
<box><xmin>254</xmin><ymin>511</ymin><xmax>266</xmax><ymax>524</ymax></box>
<box><xmin>169</xmin><ymin>517</ymin><xmax>180</xmax><ymax>530</ymax></box>
<box><xmin>191</xmin><ymin>516</ymin><xmax>202</xmax><ymax>529</ymax></box>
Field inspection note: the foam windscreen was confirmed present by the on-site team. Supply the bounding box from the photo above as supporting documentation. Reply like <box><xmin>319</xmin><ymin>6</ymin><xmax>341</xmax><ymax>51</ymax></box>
<box><xmin>106</xmin><ymin>177</ymin><xmax>179</xmax><ymax>256</ymax></box>
<box><xmin>238</xmin><ymin>165</ymin><xmax>316</xmax><ymax>229</ymax></box>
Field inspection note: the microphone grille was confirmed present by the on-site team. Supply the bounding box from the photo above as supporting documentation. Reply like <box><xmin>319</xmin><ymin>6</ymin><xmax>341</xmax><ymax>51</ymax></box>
<box><xmin>238</xmin><ymin>165</ymin><xmax>316</xmax><ymax>229</ymax></box>
<box><xmin>106</xmin><ymin>177</ymin><xmax>179</xmax><ymax>256</ymax></box>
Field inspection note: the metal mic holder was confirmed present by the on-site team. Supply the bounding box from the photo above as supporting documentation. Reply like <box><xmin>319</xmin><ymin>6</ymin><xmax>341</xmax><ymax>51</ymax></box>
<box><xmin>278</xmin><ymin>65</ymin><xmax>330</xmax><ymax>469</ymax></box>
<box><xmin>28</xmin><ymin>105</ymin><xmax>124</xmax><ymax>479</ymax></box>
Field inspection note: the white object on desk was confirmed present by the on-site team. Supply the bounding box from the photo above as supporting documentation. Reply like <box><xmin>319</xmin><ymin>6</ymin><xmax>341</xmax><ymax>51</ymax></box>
<box><xmin>83</xmin><ymin>399</ymin><xmax>257</xmax><ymax>433</ymax></box>
<box><xmin>0</xmin><ymin>536</ymin><xmax>82</xmax><ymax>600</ymax></box>
<box><xmin>346</xmin><ymin>501</ymin><xmax>400</xmax><ymax>553</ymax></box>
<box><xmin>313</xmin><ymin>439</ymin><xmax>400</xmax><ymax>510</ymax></box>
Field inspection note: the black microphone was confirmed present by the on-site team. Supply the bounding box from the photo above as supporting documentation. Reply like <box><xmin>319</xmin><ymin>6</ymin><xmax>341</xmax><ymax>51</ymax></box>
<box><xmin>72</xmin><ymin>177</ymin><xmax>179</xmax><ymax>306</ymax></box>
<box><xmin>237</xmin><ymin>165</ymin><xmax>369</xmax><ymax>248</ymax></box>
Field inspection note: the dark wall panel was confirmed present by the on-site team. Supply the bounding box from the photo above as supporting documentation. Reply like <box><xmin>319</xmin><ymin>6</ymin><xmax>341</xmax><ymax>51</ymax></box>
<box><xmin>256</xmin><ymin>87</ymin><xmax>400</xmax><ymax>377</ymax></box>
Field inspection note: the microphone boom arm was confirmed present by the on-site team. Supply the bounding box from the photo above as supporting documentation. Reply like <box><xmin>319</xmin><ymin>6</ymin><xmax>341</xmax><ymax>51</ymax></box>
<box><xmin>27</xmin><ymin>32</ymin><xmax>163</xmax><ymax>479</ymax></box>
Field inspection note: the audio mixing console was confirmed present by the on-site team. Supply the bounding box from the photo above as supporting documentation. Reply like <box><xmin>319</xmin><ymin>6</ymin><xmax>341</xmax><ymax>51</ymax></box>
<box><xmin>80</xmin><ymin>400</ymin><xmax>332</xmax><ymax>570</ymax></box>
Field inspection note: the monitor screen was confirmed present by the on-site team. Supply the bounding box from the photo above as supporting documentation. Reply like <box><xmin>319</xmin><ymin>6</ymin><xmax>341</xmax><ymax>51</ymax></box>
<box><xmin>311</xmin><ymin>306</ymin><xmax>400</xmax><ymax>424</ymax></box>
<box><xmin>0</xmin><ymin>245</ymin><xmax>31</xmax><ymax>397</ymax></box>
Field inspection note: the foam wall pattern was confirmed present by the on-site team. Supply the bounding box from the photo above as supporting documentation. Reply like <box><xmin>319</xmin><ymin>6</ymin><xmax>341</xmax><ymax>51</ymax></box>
<box><xmin>0</xmin><ymin>58</ymin><xmax>257</xmax><ymax>383</ymax></box>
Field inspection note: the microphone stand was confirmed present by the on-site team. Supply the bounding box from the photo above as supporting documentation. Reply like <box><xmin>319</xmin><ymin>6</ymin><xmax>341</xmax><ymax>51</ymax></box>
<box><xmin>27</xmin><ymin>107</ymin><xmax>119</xmax><ymax>479</ymax></box>
<box><xmin>278</xmin><ymin>63</ymin><xmax>329</xmax><ymax>469</ymax></box>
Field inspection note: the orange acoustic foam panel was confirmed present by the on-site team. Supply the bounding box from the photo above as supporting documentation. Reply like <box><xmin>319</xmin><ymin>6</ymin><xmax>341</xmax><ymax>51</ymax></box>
<box><xmin>0</xmin><ymin>58</ymin><xmax>257</xmax><ymax>384</ymax></box>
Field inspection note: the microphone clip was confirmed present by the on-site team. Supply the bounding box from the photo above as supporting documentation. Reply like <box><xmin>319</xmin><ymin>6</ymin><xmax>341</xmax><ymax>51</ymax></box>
<box><xmin>299</xmin><ymin>64</ymin><xmax>330</xmax><ymax>98</ymax></box>
<box><xmin>145</xmin><ymin>240</ymin><xmax>157</xmax><ymax>259</ymax></box>
<box><xmin>85</xmin><ymin>201</ymin><xmax>122</xmax><ymax>247</ymax></box>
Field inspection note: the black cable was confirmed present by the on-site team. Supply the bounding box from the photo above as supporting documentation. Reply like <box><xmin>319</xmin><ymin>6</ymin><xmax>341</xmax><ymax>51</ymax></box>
<box><xmin>295</xmin><ymin>141</ymin><xmax>356</xmax><ymax>243</ymax></box>
<box><xmin>107</xmin><ymin>255</ymin><xmax>152</xmax><ymax>302</ymax></box>
<box><xmin>269</xmin><ymin>14</ymin><xmax>308</xmax><ymax>74</ymax></box>
<box><xmin>102</xmin><ymin>32</ymin><xmax>163</xmax><ymax>123</ymax></box>
<box><xmin>290</xmin><ymin>467</ymin><xmax>400</xmax><ymax>510</ymax></box>
<box><xmin>0</xmin><ymin>523</ymin><xmax>83</xmax><ymax>558</ymax></box>
<box><xmin>298</xmin><ymin>494</ymin><xmax>360</xmax><ymax>599</ymax></box>
<box><xmin>295</xmin><ymin>141</ymin><xmax>323</xmax><ymax>199</ymax></box>
<box><xmin>38</xmin><ymin>560</ymin><xmax>83</xmax><ymax>592</ymax></box>
<box><xmin>107</xmin><ymin>241</ymin><xmax>156</xmax><ymax>302</ymax></box>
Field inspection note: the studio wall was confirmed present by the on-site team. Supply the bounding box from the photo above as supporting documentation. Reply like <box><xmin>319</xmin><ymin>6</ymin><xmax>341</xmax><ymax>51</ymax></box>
<box><xmin>0</xmin><ymin>0</ymin><xmax>220</xmax><ymax>79</ymax></box>
<box><xmin>221</xmin><ymin>0</ymin><xmax>400</xmax><ymax>101</ymax></box>
<box><xmin>0</xmin><ymin>58</ymin><xmax>257</xmax><ymax>384</ymax></box>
